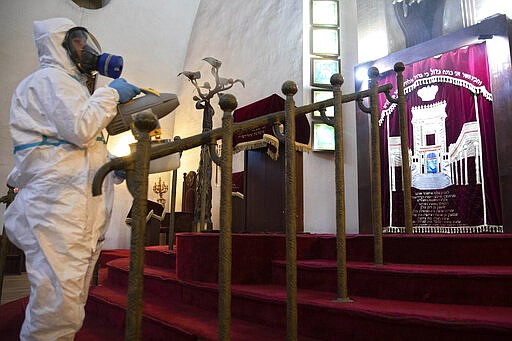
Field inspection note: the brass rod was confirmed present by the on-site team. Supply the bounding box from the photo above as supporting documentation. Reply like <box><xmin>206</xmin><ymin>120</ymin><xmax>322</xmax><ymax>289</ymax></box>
<box><xmin>124</xmin><ymin>113</ymin><xmax>156</xmax><ymax>340</ymax></box>
<box><xmin>199</xmin><ymin>146</ymin><xmax>207</xmax><ymax>232</ymax></box>
<box><xmin>209</xmin><ymin>143</ymin><xmax>222</xmax><ymax>165</ymax></box>
<box><xmin>92</xmin><ymin>260</ymin><xmax>99</xmax><ymax>286</ymax></box>
<box><xmin>92</xmin><ymin>84</ymin><xmax>394</xmax><ymax>196</ymax></box>
<box><xmin>395</xmin><ymin>62</ymin><xmax>413</xmax><ymax>234</ymax></box>
<box><xmin>369</xmin><ymin>68</ymin><xmax>384</xmax><ymax>266</ymax></box>
<box><xmin>217</xmin><ymin>94</ymin><xmax>237</xmax><ymax>341</ymax></box>
<box><xmin>282</xmin><ymin>81</ymin><xmax>298</xmax><ymax>341</ymax></box>
<box><xmin>0</xmin><ymin>188</ymin><xmax>16</xmax><ymax>300</ymax></box>
<box><xmin>168</xmin><ymin>167</ymin><xmax>178</xmax><ymax>249</ymax></box>
<box><xmin>357</xmin><ymin>97</ymin><xmax>372</xmax><ymax>113</ymax></box>
<box><xmin>0</xmin><ymin>230</ymin><xmax>8</xmax><ymax>299</ymax></box>
<box><xmin>331</xmin><ymin>75</ymin><xmax>350</xmax><ymax>302</ymax></box>
<box><xmin>148</xmin><ymin>84</ymin><xmax>393</xmax><ymax>160</ymax></box>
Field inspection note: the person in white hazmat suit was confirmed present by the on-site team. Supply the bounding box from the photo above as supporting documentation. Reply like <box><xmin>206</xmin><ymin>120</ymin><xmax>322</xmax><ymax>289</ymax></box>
<box><xmin>3</xmin><ymin>17</ymin><xmax>140</xmax><ymax>340</ymax></box>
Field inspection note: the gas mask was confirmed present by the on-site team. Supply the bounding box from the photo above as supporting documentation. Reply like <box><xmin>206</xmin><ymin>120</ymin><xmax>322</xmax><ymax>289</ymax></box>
<box><xmin>62</xmin><ymin>27</ymin><xmax>123</xmax><ymax>79</ymax></box>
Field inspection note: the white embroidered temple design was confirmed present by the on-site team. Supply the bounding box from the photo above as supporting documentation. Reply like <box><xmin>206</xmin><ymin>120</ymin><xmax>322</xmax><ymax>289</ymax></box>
<box><xmin>387</xmin><ymin>84</ymin><xmax>484</xmax><ymax>192</ymax></box>
<box><xmin>386</xmin><ymin>83</ymin><xmax>491</xmax><ymax>230</ymax></box>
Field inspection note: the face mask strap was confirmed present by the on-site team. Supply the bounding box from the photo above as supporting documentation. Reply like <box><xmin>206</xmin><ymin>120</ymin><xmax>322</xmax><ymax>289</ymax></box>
<box><xmin>86</xmin><ymin>30</ymin><xmax>102</xmax><ymax>54</ymax></box>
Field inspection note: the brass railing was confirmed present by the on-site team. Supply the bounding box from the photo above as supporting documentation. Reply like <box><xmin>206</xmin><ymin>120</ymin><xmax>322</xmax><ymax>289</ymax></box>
<box><xmin>92</xmin><ymin>64</ymin><xmax>407</xmax><ymax>341</ymax></box>
<box><xmin>0</xmin><ymin>187</ymin><xmax>17</xmax><ymax>300</ymax></box>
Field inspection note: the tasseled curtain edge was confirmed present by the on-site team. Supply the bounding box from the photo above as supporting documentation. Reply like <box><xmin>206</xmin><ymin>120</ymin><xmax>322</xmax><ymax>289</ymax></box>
<box><xmin>232</xmin><ymin>192</ymin><xmax>244</xmax><ymax>199</ymax></box>
<box><xmin>234</xmin><ymin>133</ymin><xmax>311</xmax><ymax>161</ymax></box>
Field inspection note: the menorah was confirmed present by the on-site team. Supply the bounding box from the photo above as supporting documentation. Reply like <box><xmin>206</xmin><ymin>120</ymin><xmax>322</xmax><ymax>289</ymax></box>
<box><xmin>152</xmin><ymin>177</ymin><xmax>168</xmax><ymax>207</ymax></box>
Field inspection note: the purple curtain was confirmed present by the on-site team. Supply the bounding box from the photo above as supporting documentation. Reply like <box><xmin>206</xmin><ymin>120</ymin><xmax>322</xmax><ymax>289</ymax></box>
<box><xmin>377</xmin><ymin>42</ymin><xmax>501</xmax><ymax>228</ymax></box>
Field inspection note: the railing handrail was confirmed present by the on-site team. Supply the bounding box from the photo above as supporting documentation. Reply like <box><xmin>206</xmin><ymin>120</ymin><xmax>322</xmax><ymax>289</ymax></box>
<box><xmin>91</xmin><ymin>68</ymin><xmax>407</xmax><ymax>341</ymax></box>
<box><xmin>92</xmin><ymin>83</ymin><xmax>394</xmax><ymax>197</ymax></box>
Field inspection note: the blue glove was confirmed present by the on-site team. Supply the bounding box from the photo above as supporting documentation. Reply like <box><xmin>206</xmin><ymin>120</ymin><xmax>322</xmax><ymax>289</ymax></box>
<box><xmin>114</xmin><ymin>169</ymin><xmax>127</xmax><ymax>180</ymax></box>
<box><xmin>109</xmin><ymin>78</ymin><xmax>141</xmax><ymax>103</ymax></box>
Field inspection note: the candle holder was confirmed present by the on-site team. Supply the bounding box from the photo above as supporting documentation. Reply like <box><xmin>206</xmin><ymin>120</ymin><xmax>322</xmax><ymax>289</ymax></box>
<box><xmin>152</xmin><ymin>177</ymin><xmax>168</xmax><ymax>207</ymax></box>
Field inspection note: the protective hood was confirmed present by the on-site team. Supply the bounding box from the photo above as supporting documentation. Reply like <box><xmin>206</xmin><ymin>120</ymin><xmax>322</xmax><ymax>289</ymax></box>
<box><xmin>33</xmin><ymin>18</ymin><xmax>83</xmax><ymax>79</ymax></box>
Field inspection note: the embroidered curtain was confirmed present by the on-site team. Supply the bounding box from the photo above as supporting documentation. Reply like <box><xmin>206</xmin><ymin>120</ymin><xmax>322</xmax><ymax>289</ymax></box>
<box><xmin>377</xmin><ymin>42</ymin><xmax>501</xmax><ymax>231</ymax></box>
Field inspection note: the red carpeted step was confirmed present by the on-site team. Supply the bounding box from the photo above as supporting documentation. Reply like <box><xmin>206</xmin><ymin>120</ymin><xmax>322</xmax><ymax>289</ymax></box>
<box><xmin>100</xmin><ymin>246</ymin><xmax>177</xmax><ymax>270</ymax></box>
<box><xmin>100</xmin><ymin>256</ymin><xmax>512</xmax><ymax>340</ymax></box>
<box><xmin>99</xmin><ymin>249</ymin><xmax>130</xmax><ymax>268</ymax></box>
<box><xmin>86</xmin><ymin>285</ymin><xmax>197</xmax><ymax>340</ymax></box>
<box><xmin>103</xmin><ymin>257</ymin><xmax>183</xmax><ymax>303</ymax></box>
<box><xmin>226</xmin><ymin>284</ymin><xmax>512</xmax><ymax>340</ymax></box>
<box><xmin>271</xmin><ymin>259</ymin><xmax>512</xmax><ymax>306</ymax></box>
<box><xmin>7</xmin><ymin>234</ymin><xmax>512</xmax><ymax>340</ymax></box>
<box><xmin>0</xmin><ymin>297</ymin><xmax>28</xmax><ymax>340</ymax></box>
<box><xmin>314</xmin><ymin>234</ymin><xmax>512</xmax><ymax>265</ymax></box>
<box><xmin>92</xmin><ymin>234</ymin><xmax>512</xmax><ymax>339</ymax></box>
<box><xmin>87</xmin><ymin>284</ymin><xmax>308</xmax><ymax>340</ymax></box>
<box><xmin>75</xmin><ymin>310</ymin><xmax>125</xmax><ymax>341</ymax></box>
<box><xmin>144</xmin><ymin>245</ymin><xmax>177</xmax><ymax>270</ymax></box>
<box><xmin>176</xmin><ymin>233</ymin><xmax>512</xmax><ymax>284</ymax></box>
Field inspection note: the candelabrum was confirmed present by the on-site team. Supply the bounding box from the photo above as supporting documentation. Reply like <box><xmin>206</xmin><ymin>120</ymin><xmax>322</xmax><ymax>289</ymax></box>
<box><xmin>152</xmin><ymin>177</ymin><xmax>169</xmax><ymax>207</ymax></box>
<box><xmin>178</xmin><ymin>57</ymin><xmax>244</xmax><ymax>230</ymax></box>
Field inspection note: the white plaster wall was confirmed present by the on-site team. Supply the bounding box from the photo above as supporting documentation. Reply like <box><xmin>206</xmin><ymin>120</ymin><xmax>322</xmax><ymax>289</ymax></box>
<box><xmin>174</xmin><ymin>0</ymin><xmax>304</xmax><ymax>229</ymax></box>
<box><xmin>338</xmin><ymin>0</ymin><xmax>360</xmax><ymax>233</ymax></box>
<box><xmin>0</xmin><ymin>0</ymin><xmax>200</xmax><ymax>248</ymax></box>
<box><xmin>175</xmin><ymin>0</ymin><xmax>360</xmax><ymax>234</ymax></box>
<box><xmin>475</xmin><ymin>0</ymin><xmax>512</xmax><ymax>22</ymax></box>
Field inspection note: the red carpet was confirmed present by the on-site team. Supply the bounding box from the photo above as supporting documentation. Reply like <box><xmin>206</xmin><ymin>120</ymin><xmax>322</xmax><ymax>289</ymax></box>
<box><xmin>1</xmin><ymin>233</ymin><xmax>512</xmax><ymax>340</ymax></box>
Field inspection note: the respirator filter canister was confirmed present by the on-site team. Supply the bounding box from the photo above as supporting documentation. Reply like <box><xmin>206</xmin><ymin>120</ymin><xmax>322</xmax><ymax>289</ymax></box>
<box><xmin>96</xmin><ymin>53</ymin><xmax>123</xmax><ymax>79</ymax></box>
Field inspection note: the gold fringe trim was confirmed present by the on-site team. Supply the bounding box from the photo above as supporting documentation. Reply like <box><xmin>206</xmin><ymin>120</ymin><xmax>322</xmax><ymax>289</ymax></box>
<box><xmin>233</xmin><ymin>139</ymin><xmax>270</xmax><ymax>154</ymax></box>
<box><xmin>232</xmin><ymin>192</ymin><xmax>244</xmax><ymax>199</ymax></box>
<box><xmin>384</xmin><ymin>225</ymin><xmax>504</xmax><ymax>234</ymax></box>
<box><xmin>233</xmin><ymin>133</ymin><xmax>310</xmax><ymax>161</ymax></box>
<box><xmin>262</xmin><ymin>134</ymin><xmax>279</xmax><ymax>160</ymax></box>
<box><xmin>295</xmin><ymin>142</ymin><xmax>312</xmax><ymax>153</ymax></box>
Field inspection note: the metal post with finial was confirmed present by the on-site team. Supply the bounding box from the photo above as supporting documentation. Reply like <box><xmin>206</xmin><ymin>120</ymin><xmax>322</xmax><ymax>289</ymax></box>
<box><xmin>214</xmin><ymin>93</ymin><xmax>238</xmax><ymax>341</ymax></box>
<box><xmin>368</xmin><ymin>67</ymin><xmax>384</xmax><ymax>266</ymax></box>
<box><xmin>124</xmin><ymin>111</ymin><xmax>158</xmax><ymax>340</ymax></box>
<box><xmin>394</xmin><ymin>62</ymin><xmax>413</xmax><ymax>234</ymax></box>
<box><xmin>330</xmin><ymin>73</ymin><xmax>352</xmax><ymax>302</ymax></box>
<box><xmin>282</xmin><ymin>80</ymin><xmax>298</xmax><ymax>341</ymax></box>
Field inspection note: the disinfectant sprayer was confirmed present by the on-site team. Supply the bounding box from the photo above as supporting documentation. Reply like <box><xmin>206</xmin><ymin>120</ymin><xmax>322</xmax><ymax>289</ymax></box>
<box><xmin>106</xmin><ymin>88</ymin><xmax>179</xmax><ymax>136</ymax></box>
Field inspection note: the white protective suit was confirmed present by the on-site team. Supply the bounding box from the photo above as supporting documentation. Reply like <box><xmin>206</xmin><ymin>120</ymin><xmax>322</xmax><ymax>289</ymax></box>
<box><xmin>4</xmin><ymin>18</ymin><xmax>120</xmax><ymax>340</ymax></box>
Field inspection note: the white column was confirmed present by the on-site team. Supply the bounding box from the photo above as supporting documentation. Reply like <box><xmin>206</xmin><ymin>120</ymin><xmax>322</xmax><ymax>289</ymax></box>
<box><xmin>391</xmin><ymin>155</ymin><xmax>396</xmax><ymax>192</ymax></box>
<box><xmin>464</xmin><ymin>148</ymin><xmax>469</xmax><ymax>185</ymax></box>
<box><xmin>437</xmin><ymin>151</ymin><xmax>441</xmax><ymax>174</ymax></box>
<box><xmin>474</xmin><ymin>142</ymin><xmax>481</xmax><ymax>184</ymax></box>
<box><xmin>454</xmin><ymin>158</ymin><xmax>459</xmax><ymax>185</ymax></box>
<box><xmin>451</xmin><ymin>160</ymin><xmax>454</xmax><ymax>184</ymax></box>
